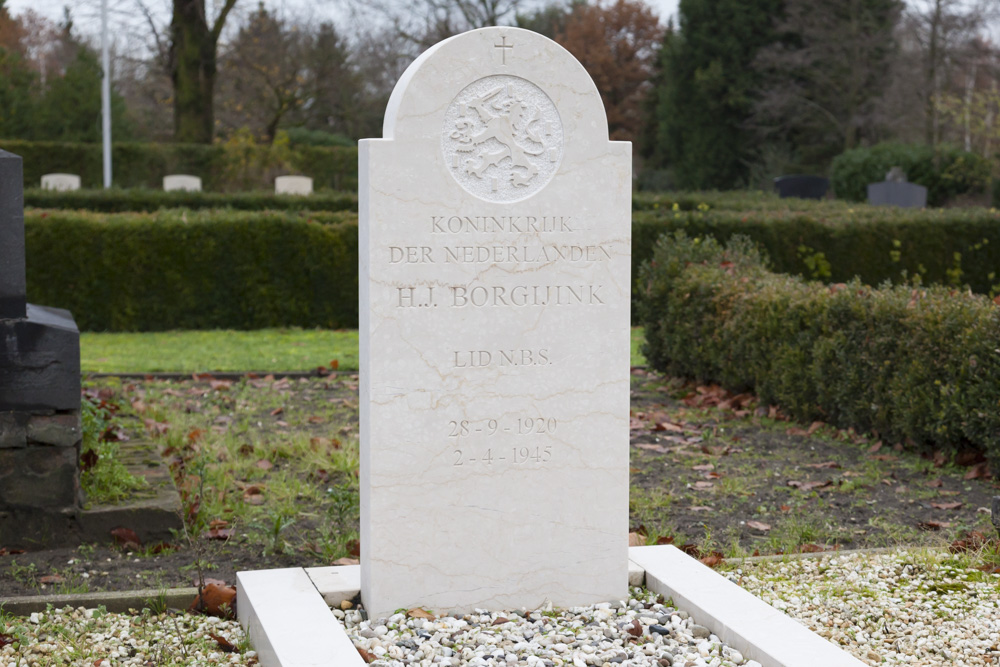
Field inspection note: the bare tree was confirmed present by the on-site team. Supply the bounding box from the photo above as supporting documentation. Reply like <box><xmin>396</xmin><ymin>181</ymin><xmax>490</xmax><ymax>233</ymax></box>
<box><xmin>350</xmin><ymin>0</ymin><xmax>523</xmax><ymax>51</ymax></box>
<box><xmin>902</xmin><ymin>0</ymin><xmax>988</xmax><ymax>146</ymax></box>
<box><xmin>169</xmin><ymin>0</ymin><xmax>238</xmax><ymax>142</ymax></box>
<box><xmin>752</xmin><ymin>0</ymin><xmax>902</xmax><ymax>170</ymax></box>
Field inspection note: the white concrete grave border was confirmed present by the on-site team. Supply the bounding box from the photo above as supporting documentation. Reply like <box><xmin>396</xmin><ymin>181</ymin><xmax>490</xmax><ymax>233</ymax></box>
<box><xmin>237</xmin><ymin>545</ymin><xmax>867</xmax><ymax>667</ymax></box>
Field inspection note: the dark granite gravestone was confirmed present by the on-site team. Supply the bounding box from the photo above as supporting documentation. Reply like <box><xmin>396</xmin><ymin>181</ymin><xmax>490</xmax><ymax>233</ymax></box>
<box><xmin>0</xmin><ymin>149</ymin><xmax>84</xmax><ymax>547</ymax></box>
<box><xmin>773</xmin><ymin>175</ymin><xmax>830</xmax><ymax>200</ymax></box>
<box><xmin>867</xmin><ymin>168</ymin><xmax>927</xmax><ymax>208</ymax></box>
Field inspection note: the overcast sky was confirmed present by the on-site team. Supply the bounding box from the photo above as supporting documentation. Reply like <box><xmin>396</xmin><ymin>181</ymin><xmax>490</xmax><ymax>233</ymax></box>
<box><xmin>3</xmin><ymin>0</ymin><xmax>681</xmax><ymax>38</ymax></box>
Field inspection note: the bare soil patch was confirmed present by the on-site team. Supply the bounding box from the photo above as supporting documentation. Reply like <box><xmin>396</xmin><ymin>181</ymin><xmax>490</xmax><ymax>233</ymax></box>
<box><xmin>1</xmin><ymin>369</ymin><xmax>996</xmax><ymax>600</ymax></box>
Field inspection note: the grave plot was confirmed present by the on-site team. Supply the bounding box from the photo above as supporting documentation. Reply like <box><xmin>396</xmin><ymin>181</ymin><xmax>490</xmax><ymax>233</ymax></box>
<box><xmin>237</xmin><ymin>27</ymin><xmax>866</xmax><ymax>667</ymax></box>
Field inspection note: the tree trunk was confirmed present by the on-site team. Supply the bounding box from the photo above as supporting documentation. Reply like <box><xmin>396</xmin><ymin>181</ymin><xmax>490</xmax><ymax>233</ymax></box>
<box><xmin>925</xmin><ymin>0</ymin><xmax>941</xmax><ymax>147</ymax></box>
<box><xmin>170</xmin><ymin>0</ymin><xmax>218</xmax><ymax>143</ymax></box>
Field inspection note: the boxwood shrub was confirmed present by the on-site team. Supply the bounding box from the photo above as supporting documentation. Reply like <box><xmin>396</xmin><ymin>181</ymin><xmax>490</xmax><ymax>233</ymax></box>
<box><xmin>637</xmin><ymin>232</ymin><xmax>1000</xmax><ymax>466</ymax></box>
<box><xmin>24</xmin><ymin>188</ymin><xmax>358</xmax><ymax>213</ymax></box>
<box><xmin>25</xmin><ymin>209</ymin><xmax>359</xmax><ymax>332</ymax></box>
<box><xmin>631</xmin><ymin>206</ymin><xmax>1000</xmax><ymax>301</ymax></box>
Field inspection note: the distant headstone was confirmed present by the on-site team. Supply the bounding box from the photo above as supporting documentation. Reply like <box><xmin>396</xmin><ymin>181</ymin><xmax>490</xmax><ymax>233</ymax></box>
<box><xmin>867</xmin><ymin>168</ymin><xmax>927</xmax><ymax>208</ymax></box>
<box><xmin>774</xmin><ymin>174</ymin><xmax>829</xmax><ymax>200</ymax></box>
<box><xmin>40</xmin><ymin>173</ymin><xmax>81</xmax><ymax>191</ymax></box>
<box><xmin>885</xmin><ymin>166</ymin><xmax>906</xmax><ymax>182</ymax></box>
<box><xmin>275</xmin><ymin>175</ymin><xmax>313</xmax><ymax>195</ymax></box>
<box><xmin>0</xmin><ymin>150</ymin><xmax>82</xmax><ymax>548</ymax></box>
<box><xmin>359</xmin><ymin>27</ymin><xmax>631</xmax><ymax>617</ymax></box>
<box><xmin>163</xmin><ymin>174</ymin><xmax>202</xmax><ymax>192</ymax></box>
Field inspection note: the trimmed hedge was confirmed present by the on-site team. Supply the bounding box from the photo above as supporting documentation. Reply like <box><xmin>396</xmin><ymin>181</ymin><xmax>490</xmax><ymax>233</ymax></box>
<box><xmin>1</xmin><ymin>140</ymin><xmax>358</xmax><ymax>191</ymax></box>
<box><xmin>631</xmin><ymin>206</ymin><xmax>1000</xmax><ymax>300</ymax></box>
<box><xmin>24</xmin><ymin>188</ymin><xmax>358</xmax><ymax>213</ymax></box>
<box><xmin>637</xmin><ymin>232</ymin><xmax>1000</xmax><ymax>465</ymax></box>
<box><xmin>632</xmin><ymin>190</ymin><xmax>852</xmax><ymax>213</ymax></box>
<box><xmin>25</xmin><ymin>203</ymin><xmax>1000</xmax><ymax>331</ymax></box>
<box><xmin>829</xmin><ymin>142</ymin><xmax>990</xmax><ymax>206</ymax></box>
<box><xmin>25</xmin><ymin>210</ymin><xmax>358</xmax><ymax>332</ymax></box>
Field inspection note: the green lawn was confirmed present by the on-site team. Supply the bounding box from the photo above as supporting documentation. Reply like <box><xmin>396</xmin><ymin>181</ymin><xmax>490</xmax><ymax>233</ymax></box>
<box><xmin>82</xmin><ymin>328</ymin><xmax>647</xmax><ymax>373</ymax></box>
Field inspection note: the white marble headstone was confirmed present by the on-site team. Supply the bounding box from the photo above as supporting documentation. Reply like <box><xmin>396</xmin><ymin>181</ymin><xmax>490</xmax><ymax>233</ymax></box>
<box><xmin>40</xmin><ymin>173</ymin><xmax>81</xmax><ymax>191</ymax></box>
<box><xmin>359</xmin><ymin>27</ymin><xmax>631</xmax><ymax>617</ymax></box>
<box><xmin>163</xmin><ymin>174</ymin><xmax>202</xmax><ymax>192</ymax></box>
<box><xmin>275</xmin><ymin>175</ymin><xmax>313</xmax><ymax>195</ymax></box>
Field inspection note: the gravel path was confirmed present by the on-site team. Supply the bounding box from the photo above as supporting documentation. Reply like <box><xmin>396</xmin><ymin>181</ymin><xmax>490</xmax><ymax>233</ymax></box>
<box><xmin>726</xmin><ymin>549</ymin><xmax>1000</xmax><ymax>666</ymax></box>
<box><xmin>2</xmin><ymin>548</ymin><xmax>997</xmax><ymax>666</ymax></box>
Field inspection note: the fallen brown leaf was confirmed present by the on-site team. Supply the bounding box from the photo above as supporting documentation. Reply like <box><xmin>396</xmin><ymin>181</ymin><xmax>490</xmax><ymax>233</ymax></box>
<box><xmin>189</xmin><ymin>583</ymin><xmax>237</xmax><ymax>618</ymax></box>
<box><xmin>689</xmin><ymin>506</ymin><xmax>714</xmax><ymax>512</ymax></box>
<box><xmin>692</xmin><ymin>481</ymin><xmax>715</xmax><ymax>491</ymax></box>
<box><xmin>407</xmin><ymin>608</ymin><xmax>435</xmax><ymax>619</ymax></box>
<box><xmin>653</xmin><ymin>422</ymin><xmax>685</xmax><ymax>433</ymax></box>
<box><xmin>357</xmin><ymin>646</ymin><xmax>376</xmax><ymax>663</ymax></box>
<box><xmin>746</xmin><ymin>521</ymin><xmax>771</xmax><ymax>532</ymax></box>
<box><xmin>39</xmin><ymin>574</ymin><xmax>65</xmax><ymax>584</ymax></box>
<box><xmin>110</xmin><ymin>527</ymin><xmax>141</xmax><ymax>550</ymax></box>
<box><xmin>807</xmin><ymin>421</ymin><xmax>826</xmax><ymax>435</ymax></box>
<box><xmin>931</xmin><ymin>502</ymin><xmax>963</xmax><ymax>510</ymax></box>
<box><xmin>917</xmin><ymin>521</ymin><xmax>951</xmax><ymax>531</ymax></box>
<box><xmin>786</xmin><ymin>480</ymin><xmax>832</xmax><ymax>492</ymax></box>
<box><xmin>628</xmin><ymin>532</ymin><xmax>646</xmax><ymax>547</ymax></box>
<box><xmin>208</xmin><ymin>633</ymin><xmax>237</xmax><ymax>653</ymax></box>
<box><xmin>699</xmin><ymin>552</ymin><xmax>724</xmax><ymax>568</ymax></box>
<box><xmin>804</xmin><ymin>461</ymin><xmax>840</xmax><ymax>469</ymax></box>
<box><xmin>964</xmin><ymin>462</ymin><xmax>990</xmax><ymax>480</ymax></box>
<box><xmin>692</xmin><ymin>464</ymin><xmax>715</xmax><ymax>472</ymax></box>
<box><xmin>346</xmin><ymin>539</ymin><xmax>361</xmax><ymax>557</ymax></box>
<box><xmin>255</xmin><ymin>459</ymin><xmax>274</xmax><ymax>471</ymax></box>
<box><xmin>799</xmin><ymin>543</ymin><xmax>825</xmax><ymax>553</ymax></box>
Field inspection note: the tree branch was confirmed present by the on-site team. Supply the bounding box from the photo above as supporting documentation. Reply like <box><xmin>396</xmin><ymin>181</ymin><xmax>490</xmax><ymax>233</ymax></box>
<box><xmin>212</xmin><ymin>0</ymin><xmax>239</xmax><ymax>44</ymax></box>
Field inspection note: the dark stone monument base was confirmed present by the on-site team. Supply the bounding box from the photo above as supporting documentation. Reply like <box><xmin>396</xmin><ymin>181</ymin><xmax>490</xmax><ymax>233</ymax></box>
<box><xmin>1</xmin><ymin>302</ymin><xmax>85</xmax><ymax>548</ymax></box>
<box><xmin>0</xmin><ymin>440</ymin><xmax>184</xmax><ymax>550</ymax></box>
<box><xmin>0</xmin><ymin>304</ymin><xmax>81</xmax><ymax>412</ymax></box>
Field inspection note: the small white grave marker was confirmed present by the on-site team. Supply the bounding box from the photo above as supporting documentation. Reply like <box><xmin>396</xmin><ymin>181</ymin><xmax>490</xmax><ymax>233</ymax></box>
<box><xmin>40</xmin><ymin>174</ymin><xmax>80</xmax><ymax>191</ymax></box>
<box><xmin>163</xmin><ymin>174</ymin><xmax>202</xmax><ymax>192</ymax></box>
<box><xmin>275</xmin><ymin>175</ymin><xmax>313</xmax><ymax>195</ymax></box>
<box><xmin>359</xmin><ymin>27</ymin><xmax>631</xmax><ymax>617</ymax></box>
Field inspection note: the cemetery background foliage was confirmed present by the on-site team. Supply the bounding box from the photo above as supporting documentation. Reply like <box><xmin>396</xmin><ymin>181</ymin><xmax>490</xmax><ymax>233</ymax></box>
<box><xmin>3</xmin><ymin>0</ymin><xmax>1000</xmax><ymax>197</ymax></box>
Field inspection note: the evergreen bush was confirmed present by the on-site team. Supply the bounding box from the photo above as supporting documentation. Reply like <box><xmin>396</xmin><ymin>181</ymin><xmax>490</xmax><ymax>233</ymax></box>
<box><xmin>829</xmin><ymin>142</ymin><xmax>989</xmax><ymax>205</ymax></box>
<box><xmin>637</xmin><ymin>232</ymin><xmax>1000</xmax><ymax>466</ymax></box>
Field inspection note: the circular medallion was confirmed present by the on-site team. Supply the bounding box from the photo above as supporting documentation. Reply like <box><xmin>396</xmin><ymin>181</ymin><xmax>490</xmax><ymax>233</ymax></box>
<box><xmin>442</xmin><ymin>75</ymin><xmax>563</xmax><ymax>203</ymax></box>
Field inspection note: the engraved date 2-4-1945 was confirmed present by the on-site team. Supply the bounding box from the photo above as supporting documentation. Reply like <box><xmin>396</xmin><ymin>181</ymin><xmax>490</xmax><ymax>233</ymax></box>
<box><xmin>452</xmin><ymin>445</ymin><xmax>553</xmax><ymax>466</ymax></box>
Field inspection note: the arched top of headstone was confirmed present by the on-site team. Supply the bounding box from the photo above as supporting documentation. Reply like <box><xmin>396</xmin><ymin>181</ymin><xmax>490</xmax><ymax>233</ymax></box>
<box><xmin>379</xmin><ymin>27</ymin><xmax>612</xmax><ymax>204</ymax></box>
<box><xmin>383</xmin><ymin>27</ymin><xmax>608</xmax><ymax>144</ymax></box>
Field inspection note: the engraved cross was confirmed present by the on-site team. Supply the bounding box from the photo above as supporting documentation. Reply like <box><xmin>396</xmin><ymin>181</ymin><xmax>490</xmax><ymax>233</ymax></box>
<box><xmin>495</xmin><ymin>35</ymin><xmax>513</xmax><ymax>65</ymax></box>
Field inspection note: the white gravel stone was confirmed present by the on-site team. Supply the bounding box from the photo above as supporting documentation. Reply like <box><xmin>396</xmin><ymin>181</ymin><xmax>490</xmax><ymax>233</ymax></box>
<box><xmin>344</xmin><ymin>587</ymin><xmax>750</xmax><ymax>666</ymax></box>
